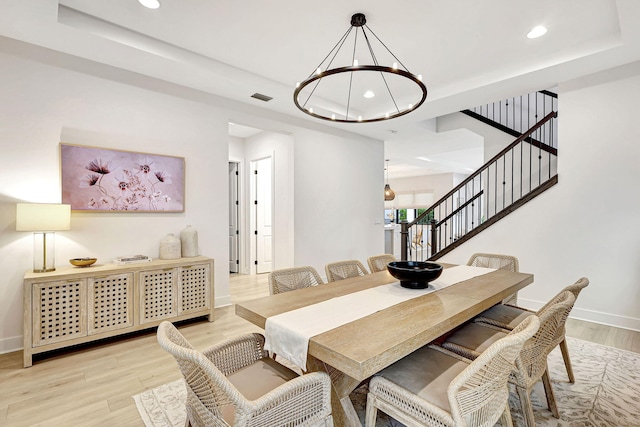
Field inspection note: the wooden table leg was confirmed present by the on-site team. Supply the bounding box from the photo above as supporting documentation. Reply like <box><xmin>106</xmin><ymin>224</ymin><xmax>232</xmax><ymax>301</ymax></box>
<box><xmin>307</xmin><ymin>356</ymin><xmax>362</xmax><ymax>427</ymax></box>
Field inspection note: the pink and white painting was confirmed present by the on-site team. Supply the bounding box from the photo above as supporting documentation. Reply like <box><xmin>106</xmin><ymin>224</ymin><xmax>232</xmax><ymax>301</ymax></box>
<box><xmin>61</xmin><ymin>143</ymin><xmax>185</xmax><ymax>212</ymax></box>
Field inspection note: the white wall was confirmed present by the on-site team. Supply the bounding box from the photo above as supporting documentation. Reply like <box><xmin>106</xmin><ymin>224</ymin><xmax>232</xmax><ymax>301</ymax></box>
<box><xmin>387</xmin><ymin>173</ymin><xmax>461</xmax><ymax>203</ymax></box>
<box><xmin>293</xmin><ymin>129</ymin><xmax>385</xmax><ymax>277</ymax></box>
<box><xmin>0</xmin><ymin>43</ymin><xmax>384</xmax><ymax>352</ymax></box>
<box><xmin>437</xmin><ymin>112</ymin><xmax>514</xmax><ymax>161</ymax></box>
<box><xmin>439</xmin><ymin>62</ymin><xmax>640</xmax><ymax>331</ymax></box>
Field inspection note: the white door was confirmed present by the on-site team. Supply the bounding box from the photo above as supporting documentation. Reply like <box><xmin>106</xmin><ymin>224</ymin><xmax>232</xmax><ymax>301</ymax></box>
<box><xmin>228</xmin><ymin>162</ymin><xmax>239</xmax><ymax>273</ymax></box>
<box><xmin>251</xmin><ymin>157</ymin><xmax>273</xmax><ymax>274</ymax></box>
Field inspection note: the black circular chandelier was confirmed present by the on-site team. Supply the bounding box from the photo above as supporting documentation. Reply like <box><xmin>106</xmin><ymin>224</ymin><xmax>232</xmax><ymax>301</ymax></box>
<box><xmin>294</xmin><ymin>13</ymin><xmax>427</xmax><ymax>123</ymax></box>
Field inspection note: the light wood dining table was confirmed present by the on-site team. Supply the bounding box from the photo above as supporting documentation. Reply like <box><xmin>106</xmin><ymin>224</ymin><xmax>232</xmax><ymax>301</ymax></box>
<box><xmin>235</xmin><ymin>264</ymin><xmax>534</xmax><ymax>426</ymax></box>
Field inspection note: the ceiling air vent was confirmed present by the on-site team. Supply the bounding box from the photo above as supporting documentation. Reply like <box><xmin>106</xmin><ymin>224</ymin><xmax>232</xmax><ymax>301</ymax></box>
<box><xmin>251</xmin><ymin>93</ymin><xmax>273</xmax><ymax>102</ymax></box>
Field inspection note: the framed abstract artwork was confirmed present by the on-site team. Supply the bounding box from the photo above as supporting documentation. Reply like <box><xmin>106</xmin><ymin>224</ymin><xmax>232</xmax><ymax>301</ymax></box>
<box><xmin>60</xmin><ymin>143</ymin><xmax>185</xmax><ymax>212</ymax></box>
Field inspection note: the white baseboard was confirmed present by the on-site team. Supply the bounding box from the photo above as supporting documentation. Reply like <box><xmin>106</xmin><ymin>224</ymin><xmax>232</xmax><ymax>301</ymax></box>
<box><xmin>214</xmin><ymin>294</ymin><xmax>232</xmax><ymax>308</ymax></box>
<box><xmin>518</xmin><ymin>298</ymin><xmax>640</xmax><ymax>332</ymax></box>
<box><xmin>0</xmin><ymin>335</ymin><xmax>22</xmax><ymax>355</ymax></box>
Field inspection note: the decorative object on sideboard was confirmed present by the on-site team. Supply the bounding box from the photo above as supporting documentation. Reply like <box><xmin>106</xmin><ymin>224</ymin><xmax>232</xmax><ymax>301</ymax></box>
<box><xmin>159</xmin><ymin>233</ymin><xmax>181</xmax><ymax>259</ymax></box>
<box><xmin>16</xmin><ymin>203</ymin><xmax>71</xmax><ymax>273</ymax></box>
<box><xmin>69</xmin><ymin>257</ymin><xmax>97</xmax><ymax>267</ymax></box>
<box><xmin>113</xmin><ymin>255</ymin><xmax>152</xmax><ymax>265</ymax></box>
<box><xmin>180</xmin><ymin>225</ymin><xmax>198</xmax><ymax>257</ymax></box>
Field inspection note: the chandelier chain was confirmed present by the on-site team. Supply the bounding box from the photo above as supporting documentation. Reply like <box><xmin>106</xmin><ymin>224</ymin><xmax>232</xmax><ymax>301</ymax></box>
<box><xmin>301</xmin><ymin>26</ymin><xmax>354</xmax><ymax>109</ymax></box>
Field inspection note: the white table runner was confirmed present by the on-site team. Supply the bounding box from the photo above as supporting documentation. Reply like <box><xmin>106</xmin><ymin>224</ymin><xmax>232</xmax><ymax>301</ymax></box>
<box><xmin>264</xmin><ymin>265</ymin><xmax>495</xmax><ymax>370</ymax></box>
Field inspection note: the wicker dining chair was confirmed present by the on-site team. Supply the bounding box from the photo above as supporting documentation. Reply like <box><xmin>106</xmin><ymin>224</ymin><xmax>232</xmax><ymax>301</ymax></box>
<box><xmin>325</xmin><ymin>260</ymin><xmax>369</xmax><ymax>282</ymax></box>
<box><xmin>474</xmin><ymin>277</ymin><xmax>589</xmax><ymax>383</ymax></box>
<box><xmin>441</xmin><ymin>291</ymin><xmax>576</xmax><ymax>427</ymax></box>
<box><xmin>366</xmin><ymin>315</ymin><xmax>540</xmax><ymax>427</ymax></box>
<box><xmin>268</xmin><ymin>266</ymin><xmax>324</xmax><ymax>295</ymax></box>
<box><xmin>367</xmin><ymin>254</ymin><xmax>396</xmax><ymax>273</ymax></box>
<box><xmin>156</xmin><ymin>321</ymin><xmax>334</xmax><ymax>427</ymax></box>
<box><xmin>467</xmin><ymin>253</ymin><xmax>520</xmax><ymax>305</ymax></box>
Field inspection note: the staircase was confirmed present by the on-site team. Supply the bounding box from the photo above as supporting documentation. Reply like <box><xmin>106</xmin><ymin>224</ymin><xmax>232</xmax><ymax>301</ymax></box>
<box><xmin>401</xmin><ymin>91</ymin><xmax>558</xmax><ymax>261</ymax></box>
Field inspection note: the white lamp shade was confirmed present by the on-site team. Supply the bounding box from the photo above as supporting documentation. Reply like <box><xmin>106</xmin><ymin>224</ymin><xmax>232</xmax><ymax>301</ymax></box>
<box><xmin>16</xmin><ymin>203</ymin><xmax>71</xmax><ymax>231</ymax></box>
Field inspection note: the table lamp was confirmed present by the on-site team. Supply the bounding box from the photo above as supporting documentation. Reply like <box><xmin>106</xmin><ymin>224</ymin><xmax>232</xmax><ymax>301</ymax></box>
<box><xmin>16</xmin><ymin>203</ymin><xmax>71</xmax><ymax>272</ymax></box>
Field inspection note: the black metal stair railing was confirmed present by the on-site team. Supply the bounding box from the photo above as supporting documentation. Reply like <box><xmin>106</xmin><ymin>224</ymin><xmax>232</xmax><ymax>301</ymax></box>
<box><xmin>401</xmin><ymin>110</ymin><xmax>558</xmax><ymax>261</ymax></box>
<box><xmin>461</xmin><ymin>90</ymin><xmax>558</xmax><ymax>150</ymax></box>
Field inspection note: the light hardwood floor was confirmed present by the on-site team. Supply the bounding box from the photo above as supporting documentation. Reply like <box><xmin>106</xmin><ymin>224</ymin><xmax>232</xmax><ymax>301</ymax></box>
<box><xmin>0</xmin><ymin>273</ymin><xmax>638</xmax><ymax>426</ymax></box>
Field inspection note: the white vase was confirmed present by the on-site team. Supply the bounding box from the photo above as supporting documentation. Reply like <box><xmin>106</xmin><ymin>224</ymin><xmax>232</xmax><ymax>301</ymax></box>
<box><xmin>180</xmin><ymin>225</ymin><xmax>198</xmax><ymax>258</ymax></box>
<box><xmin>159</xmin><ymin>233</ymin><xmax>181</xmax><ymax>260</ymax></box>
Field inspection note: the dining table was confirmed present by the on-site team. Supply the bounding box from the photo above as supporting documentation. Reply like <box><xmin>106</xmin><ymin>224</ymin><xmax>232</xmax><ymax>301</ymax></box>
<box><xmin>235</xmin><ymin>263</ymin><xmax>534</xmax><ymax>427</ymax></box>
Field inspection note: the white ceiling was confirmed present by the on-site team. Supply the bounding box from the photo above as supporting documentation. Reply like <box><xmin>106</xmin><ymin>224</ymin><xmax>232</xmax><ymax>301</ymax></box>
<box><xmin>2</xmin><ymin>0</ymin><xmax>639</xmax><ymax>177</ymax></box>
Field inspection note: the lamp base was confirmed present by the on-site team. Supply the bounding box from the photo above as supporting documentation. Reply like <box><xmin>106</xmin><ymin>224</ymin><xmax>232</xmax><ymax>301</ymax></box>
<box><xmin>33</xmin><ymin>232</ymin><xmax>56</xmax><ymax>273</ymax></box>
<box><xmin>33</xmin><ymin>267</ymin><xmax>56</xmax><ymax>273</ymax></box>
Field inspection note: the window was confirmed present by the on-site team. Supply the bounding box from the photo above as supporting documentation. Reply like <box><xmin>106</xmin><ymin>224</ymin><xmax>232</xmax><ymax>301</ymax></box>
<box><xmin>385</xmin><ymin>208</ymin><xmax>433</xmax><ymax>224</ymax></box>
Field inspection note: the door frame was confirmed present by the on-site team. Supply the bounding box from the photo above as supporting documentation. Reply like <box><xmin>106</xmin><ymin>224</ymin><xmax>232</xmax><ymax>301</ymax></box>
<box><xmin>229</xmin><ymin>157</ymin><xmax>248</xmax><ymax>274</ymax></box>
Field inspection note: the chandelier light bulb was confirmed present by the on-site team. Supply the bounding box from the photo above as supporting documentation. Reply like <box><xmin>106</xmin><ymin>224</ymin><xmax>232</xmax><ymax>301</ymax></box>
<box><xmin>353</xmin><ymin>59</ymin><xmax>359</xmax><ymax>66</ymax></box>
<box><xmin>392</xmin><ymin>62</ymin><xmax>398</xmax><ymax>70</ymax></box>
<box><xmin>331</xmin><ymin>114</ymin><xmax>336</xmax><ymax>120</ymax></box>
<box><xmin>296</xmin><ymin>82</ymin><xmax>300</xmax><ymax>88</ymax></box>
<box><xmin>417</xmin><ymin>74</ymin><xmax>422</xmax><ymax>81</ymax></box>
<box><xmin>316</xmin><ymin>67</ymin><xmax>322</xmax><ymax>75</ymax></box>
<box><xmin>358</xmin><ymin>116</ymin><xmax>363</xmax><ymax>122</ymax></box>
<box><xmin>309</xmin><ymin>107</ymin><xmax>313</xmax><ymax>113</ymax></box>
<box><xmin>364</xmin><ymin>90</ymin><xmax>375</xmax><ymax>98</ymax></box>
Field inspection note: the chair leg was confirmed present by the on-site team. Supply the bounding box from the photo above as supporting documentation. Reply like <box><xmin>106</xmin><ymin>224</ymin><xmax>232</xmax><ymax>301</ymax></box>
<box><xmin>500</xmin><ymin>404</ymin><xmax>514</xmax><ymax>427</ymax></box>
<box><xmin>516</xmin><ymin>385</ymin><xmax>536</xmax><ymax>427</ymax></box>
<box><xmin>542</xmin><ymin>368</ymin><xmax>560</xmax><ymax>418</ymax></box>
<box><xmin>559</xmin><ymin>338</ymin><xmax>575</xmax><ymax>383</ymax></box>
<box><xmin>365</xmin><ymin>393</ymin><xmax>378</xmax><ymax>427</ymax></box>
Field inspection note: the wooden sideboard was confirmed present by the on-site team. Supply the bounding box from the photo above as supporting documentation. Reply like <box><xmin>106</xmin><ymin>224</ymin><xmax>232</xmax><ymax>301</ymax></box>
<box><xmin>23</xmin><ymin>256</ymin><xmax>214</xmax><ymax>367</ymax></box>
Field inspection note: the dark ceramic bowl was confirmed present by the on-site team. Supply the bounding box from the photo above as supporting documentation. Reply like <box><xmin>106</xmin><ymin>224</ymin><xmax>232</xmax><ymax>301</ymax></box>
<box><xmin>387</xmin><ymin>261</ymin><xmax>443</xmax><ymax>289</ymax></box>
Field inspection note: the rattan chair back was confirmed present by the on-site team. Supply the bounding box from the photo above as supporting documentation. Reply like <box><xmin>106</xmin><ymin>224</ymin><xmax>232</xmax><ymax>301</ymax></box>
<box><xmin>513</xmin><ymin>290</ymin><xmax>576</xmax><ymax>389</ymax></box>
<box><xmin>157</xmin><ymin>321</ymin><xmax>334</xmax><ymax>427</ymax></box>
<box><xmin>467</xmin><ymin>253</ymin><xmax>520</xmax><ymax>304</ymax></box>
<box><xmin>325</xmin><ymin>260</ymin><xmax>369</xmax><ymax>282</ymax></box>
<box><xmin>366</xmin><ymin>315</ymin><xmax>539</xmax><ymax>427</ymax></box>
<box><xmin>268</xmin><ymin>266</ymin><xmax>324</xmax><ymax>295</ymax></box>
<box><xmin>367</xmin><ymin>254</ymin><xmax>396</xmax><ymax>273</ymax></box>
<box><xmin>157</xmin><ymin>321</ymin><xmax>252</xmax><ymax>426</ymax></box>
<box><xmin>448</xmin><ymin>315</ymin><xmax>540</xmax><ymax>426</ymax></box>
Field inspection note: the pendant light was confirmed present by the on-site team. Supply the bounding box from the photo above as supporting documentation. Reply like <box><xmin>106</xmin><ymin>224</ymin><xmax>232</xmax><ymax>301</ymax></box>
<box><xmin>384</xmin><ymin>159</ymin><xmax>395</xmax><ymax>201</ymax></box>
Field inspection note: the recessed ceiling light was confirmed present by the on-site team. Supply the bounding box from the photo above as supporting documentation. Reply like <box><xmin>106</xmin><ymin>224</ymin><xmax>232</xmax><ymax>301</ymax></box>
<box><xmin>138</xmin><ymin>0</ymin><xmax>160</xmax><ymax>9</ymax></box>
<box><xmin>527</xmin><ymin>25</ymin><xmax>547</xmax><ymax>39</ymax></box>
<box><xmin>363</xmin><ymin>90</ymin><xmax>375</xmax><ymax>98</ymax></box>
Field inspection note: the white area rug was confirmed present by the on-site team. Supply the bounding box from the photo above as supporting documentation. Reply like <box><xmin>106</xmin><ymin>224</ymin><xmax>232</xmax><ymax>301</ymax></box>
<box><xmin>134</xmin><ymin>337</ymin><xmax>640</xmax><ymax>426</ymax></box>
